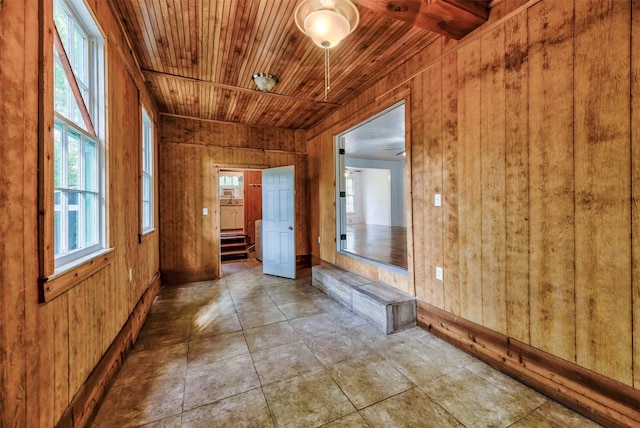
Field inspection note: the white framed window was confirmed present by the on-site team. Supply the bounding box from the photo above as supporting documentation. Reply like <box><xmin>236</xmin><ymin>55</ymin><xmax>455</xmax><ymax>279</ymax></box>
<box><xmin>53</xmin><ymin>0</ymin><xmax>105</xmax><ymax>269</ymax></box>
<box><xmin>345</xmin><ymin>177</ymin><xmax>355</xmax><ymax>213</ymax></box>
<box><xmin>141</xmin><ymin>107</ymin><xmax>154</xmax><ymax>233</ymax></box>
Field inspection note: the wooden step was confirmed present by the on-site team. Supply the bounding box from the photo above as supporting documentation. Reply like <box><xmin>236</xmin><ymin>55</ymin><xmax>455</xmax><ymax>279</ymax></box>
<box><xmin>312</xmin><ymin>264</ymin><xmax>416</xmax><ymax>334</ymax></box>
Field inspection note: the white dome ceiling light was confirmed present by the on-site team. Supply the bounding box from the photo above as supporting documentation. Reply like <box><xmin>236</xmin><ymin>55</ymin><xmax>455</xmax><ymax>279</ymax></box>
<box><xmin>294</xmin><ymin>0</ymin><xmax>359</xmax><ymax>102</ymax></box>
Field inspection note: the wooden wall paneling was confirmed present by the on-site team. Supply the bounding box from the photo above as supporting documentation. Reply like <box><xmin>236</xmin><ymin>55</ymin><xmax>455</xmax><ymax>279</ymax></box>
<box><xmin>423</xmin><ymin>58</ymin><xmax>444</xmax><ymax>308</ymax></box>
<box><xmin>306</xmin><ymin>136</ymin><xmax>321</xmax><ymax>262</ymax></box>
<box><xmin>442</xmin><ymin>50</ymin><xmax>461</xmax><ymax>315</ymax></box>
<box><xmin>480</xmin><ymin>23</ymin><xmax>507</xmax><ymax>333</ymax></box>
<box><xmin>29</xmin><ymin>0</ymin><xmax>57</xmax><ymax>424</ymax></box>
<box><xmin>244</xmin><ymin>170</ymin><xmax>262</xmax><ymax>245</ymax></box>
<box><xmin>527</xmin><ymin>0</ymin><xmax>576</xmax><ymax>361</ymax></box>
<box><xmin>633</xmin><ymin>0</ymin><xmax>640</xmax><ymax>390</ymax></box>
<box><xmin>457</xmin><ymin>39</ymin><xmax>483</xmax><ymax>324</ymax></box>
<box><xmin>53</xmin><ymin>294</ymin><xmax>70</xmax><ymax>419</ymax></box>
<box><xmin>503</xmin><ymin>10</ymin><xmax>530</xmax><ymax>344</ymax></box>
<box><xmin>411</xmin><ymin>68</ymin><xmax>426</xmax><ymax>300</ymax></box>
<box><xmin>574</xmin><ymin>0</ymin><xmax>632</xmax><ymax>384</ymax></box>
<box><xmin>320</xmin><ymin>133</ymin><xmax>337</xmax><ymax>263</ymax></box>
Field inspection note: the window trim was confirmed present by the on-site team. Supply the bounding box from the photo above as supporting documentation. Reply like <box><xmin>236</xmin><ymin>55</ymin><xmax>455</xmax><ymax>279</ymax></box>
<box><xmin>140</xmin><ymin>105</ymin><xmax>155</xmax><ymax>236</ymax></box>
<box><xmin>39</xmin><ymin>0</ymin><xmax>109</xmax><ymax>302</ymax></box>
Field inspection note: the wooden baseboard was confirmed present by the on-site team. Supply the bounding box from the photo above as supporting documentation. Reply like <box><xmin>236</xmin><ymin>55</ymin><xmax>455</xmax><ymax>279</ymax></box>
<box><xmin>55</xmin><ymin>273</ymin><xmax>161</xmax><ymax>428</ymax></box>
<box><xmin>161</xmin><ymin>265</ymin><xmax>216</xmax><ymax>286</ymax></box>
<box><xmin>417</xmin><ymin>301</ymin><xmax>640</xmax><ymax>428</ymax></box>
<box><xmin>296</xmin><ymin>254</ymin><xmax>311</xmax><ymax>269</ymax></box>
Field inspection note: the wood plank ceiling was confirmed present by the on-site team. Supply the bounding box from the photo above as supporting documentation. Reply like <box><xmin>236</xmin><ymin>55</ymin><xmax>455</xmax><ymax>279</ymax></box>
<box><xmin>109</xmin><ymin>1</ymin><xmax>482</xmax><ymax>130</ymax></box>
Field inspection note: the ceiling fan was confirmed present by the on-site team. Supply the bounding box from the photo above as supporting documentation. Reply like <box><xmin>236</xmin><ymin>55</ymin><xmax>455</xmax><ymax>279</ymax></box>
<box><xmin>382</xmin><ymin>147</ymin><xmax>406</xmax><ymax>156</ymax></box>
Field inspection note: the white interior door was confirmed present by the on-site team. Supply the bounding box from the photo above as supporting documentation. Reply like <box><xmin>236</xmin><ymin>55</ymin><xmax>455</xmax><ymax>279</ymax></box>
<box><xmin>262</xmin><ymin>165</ymin><xmax>296</xmax><ymax>279</ymax></box>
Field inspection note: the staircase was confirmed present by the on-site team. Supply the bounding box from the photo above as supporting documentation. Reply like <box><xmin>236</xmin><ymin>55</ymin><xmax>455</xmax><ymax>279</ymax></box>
<box><xmin>220</xmin><ymin>232</ymin><xmax>249</xmax><ymax>261</ymax></box>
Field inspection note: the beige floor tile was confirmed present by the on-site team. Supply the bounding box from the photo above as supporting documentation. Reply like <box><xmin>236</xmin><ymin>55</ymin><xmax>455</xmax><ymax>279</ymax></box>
<box><xmin>319</xmin><ymin>412</ymin><xmax>369</xmax><ymax>428</ymax></box>
<box><xmin>328</xmin><ymin>354</ymin><xmax>415</xmax><ymax>409</ymax></box>
<box><xmin>133</xmin><ymin>322</ymin><xmax>191</xmax><ymax>351</ymax></box>
<box><xmin>278</xmin><ymin>299</ymin><xmax>324</xmax><ymax>319</ymax></box>
<box><xmin>323</xmin><ymin>305</ymin><xmax>369</xmax><ymax>329</ymax></box>
<box><xmin>510</xmin><ymin>401</ymin><xmax>602</xmax><ymax>427</ymax></box>
<box><xmin>92</xmin><ymin>371</ymin><xmax>185</xmax><ymax>428</ymax></box>
<box><xmin>183</xmin><ymin>353</ymin><xmax>260</xmax><ymax>410</ymax></box>
<box><xmin>192</xmin><ymin>298</ymin><xmax>237</xmax><ymax>319</ymax></box>
<box><xmin>252</xmin><ymin>341</ymin><xmax>324</xmax><ymax>385</ymax></box>
<box><xmin>191</xmin><ymin>312</ymin><xmax>242</xmax><ymax>338</ymax></box>
<box><xmin>234</xmin><ymin>295</ymin><xmax>278</xmax><ymax>313</ymax></box>
<box><xmin>238</xmin><ymin>306</ymin><xmax>287</xmax><ymax>329</ymax></box>
<box><xmin>304</xmin><ymin>329</ymin><xmax>373</xmax><ymax>366</ymax></box>
<box><xmin>360</xmin><ymin>387</ymin><xmax>462</xmax><ymax>428</ymax></box>
<box><xmin>380</xmin><ymin>340</ymin><xmax>472</xmax><ymax>386</ymax></box>
<box><xmin>289</xmin><ymin>312</ymin><xmax>345</xmax><ymax>337</ymax></box>
<box><xmin>116</xmin><ymin>343</ymin><xmax>188</xmax><ymax>385</ymax></box>
<box><xmin>229</xmin><ymin>287</ymin><xmax>270</xmax><ymax>301</ymax></box>
<box><xmin>346</xmin><ymin>323</ymin><xmax>414</xmax><ymax>351</ymax></box>
<box><xmin>138</xmin><ymin>414</ymin><xmax>182</xmax><ymax>427</ymax></box>
<box><xmin>263</xmin><ymin>370</ymin><xmax>355</xmax><ymax>428</ymax></box>
<box><xmin>181</xmin><ymin>388</ymin><xmax>274</xmax><ymax>428</ymax></box>
<box><xmin>188</xmin><ymin>331</ymin><xmax>249</xmax><ymax>367</ymax></box>
<box><xmin>420</xmin><ymin>367</ymin><xmax>545</xmax><ymax>428</ymax></box>
<box><xmin>465</xmin><ymin>361</ymin><xmax>546</xmax><ymax>403</ymax></box>
<box><xmin>244</xmin><ymin>321</ymin><xmax>300</xmax><ymax>352</ymax></box>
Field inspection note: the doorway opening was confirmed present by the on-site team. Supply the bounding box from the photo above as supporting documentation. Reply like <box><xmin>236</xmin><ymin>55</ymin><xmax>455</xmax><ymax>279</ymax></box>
<box><xmin>336</xmin><ymin>101</ymin><xmax>408</xmax><ymax>270</ymax></box>
<box><xmin>218</xmin><ymin>168</ymin><xmax>263</xmax><ymax>263</ymax></box>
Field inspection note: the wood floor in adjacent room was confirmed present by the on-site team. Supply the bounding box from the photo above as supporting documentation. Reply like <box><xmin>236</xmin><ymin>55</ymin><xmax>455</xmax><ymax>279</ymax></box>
<box><xmin>91</xmin><ymin>261</ymin><xmax>599</xmax><ymax>427</ymax></box>
<box><xmin>345</xmin><ymin>224</ymin><xmax>408</xmax><ymax>269</ymax></box>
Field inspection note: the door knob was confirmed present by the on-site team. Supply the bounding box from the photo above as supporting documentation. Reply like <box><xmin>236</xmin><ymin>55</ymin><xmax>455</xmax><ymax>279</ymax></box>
<box><xmin>288</xmin><ymin>226</ymin><xmax>293</xmax><ymax>230</ymax></box>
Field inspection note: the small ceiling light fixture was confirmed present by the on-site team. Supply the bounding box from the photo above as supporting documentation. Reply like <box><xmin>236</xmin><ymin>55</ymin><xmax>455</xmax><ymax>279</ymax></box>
<box><xmin>252</xmin><ymin>73</ymin><xmax>279</xmax><ymax>93</ymax></box>
<box><xmin>295</xmin><ymin>0</ymin><xmax>359</xmax><ymax>102</ymax></box>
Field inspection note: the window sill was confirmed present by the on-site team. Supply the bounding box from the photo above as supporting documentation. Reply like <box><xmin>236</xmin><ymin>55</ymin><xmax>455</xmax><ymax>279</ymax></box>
<box><xmin>39</xmin><ymin>248</ymin><xmax>114</xmax><ymax>303</ymax></box>
<box><xmin>139</xmin><ymin>228</ymin><xmax>156</xmax><ymax>243</ymax></box>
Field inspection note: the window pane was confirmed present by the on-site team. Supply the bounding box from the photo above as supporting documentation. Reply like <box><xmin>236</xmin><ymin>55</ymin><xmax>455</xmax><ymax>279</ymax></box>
<box><xmin>67</xmin><ymin>131</ymin><xmax>80</xmax><ymax>188</ymax></box>
<box><xmin>53</xmin><ymin>1</ymin><xmax>68</xmax><ymax>48</ymax></box>
<box><xmin>72</xmin><ymin>24</ymin><xmax>86</xmax><ymax>84</ymax></box>
<box><xmin>54</xmin><ymin>123</ymin><xmax>63</xmax><ymax>187</ymax></box>
<box><xmin>85</xmin><ymin>193</ymin><xmax>97</xmax><ymax>245</ymax></box>
<box><xmin>54</xmin><ymin>191</ymin><xmax>62</xmax><ymax>256</ymax></box>
<box><xmin>54</xmin><ymin>61</ymin><xmax>68</xmax><ymax>116</ymax></box>
<box><xmin>143</xmin><ymin>174</ymin><xmax>150</xmax><ymax>202</ymax></box>
<box><xmin>67</xmin><ymin>192</ymin><xmax>80</xmax><ymax>251</ymax></box>
<box><xmin>85</xmin><ymin>140</ymin><xmax>97</xmax><ymax>192</ymax></box>
<box><xmin>143</xmin><ymin>201</ymin><xmax>150</xmax><ymax>230</ymax></box>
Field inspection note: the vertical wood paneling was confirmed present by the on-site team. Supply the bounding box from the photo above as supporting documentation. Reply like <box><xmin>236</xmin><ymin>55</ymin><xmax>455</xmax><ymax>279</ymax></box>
<box><xmin>0</xmin><ymin>1</ymin><xmax>161</xmax><ymax>425</ymax></box>
<box><xmin>632</xmin><ymin>0</ymin><xmax>640</xmax><ymax>390</ymax></box>
<box><xmin>159</xmin><ymin>116</ymin><xmax>309</xmax><ymax>283</ymax></box>
<box><xmin>574</xmin><ymin>0</ymin><xmax>632</xmax><ymax>383</ymax></box>
<box><xmin>442</xmin><ymin>51</ymin><xmax>460</xmax><ymax>315</ymax></box>
<box><xmin>527</xmin><ymin>0</ymin><xmax>576</xmax><ymax>361</ymax></box>
<box><xmin>457</xmin><ymin>39</ymin><xmax>483</xmax><ymax>324</ymax></box>
<box><xmin>423</xmin><ymin>59</ymin><xmax>444</xmax><ymax>307</ymax></box>
<box><xmin>244</xmin><ymin>170</ymin><xmax>262</xmax><ymax>245</ymax></box>
<box><xmin>504</xmin><ymin>11</ymin><xmax>530</xmax><ymax>343</ymax></box>
<box><xmin>480</xmin><ymin>23</ymin><xmax>507</xmax><ymax>333</ymax></box>
<box><xmin>411</xmin><ymin>71</ymin><xmax>426</xmax><ymax>299</ymax></box>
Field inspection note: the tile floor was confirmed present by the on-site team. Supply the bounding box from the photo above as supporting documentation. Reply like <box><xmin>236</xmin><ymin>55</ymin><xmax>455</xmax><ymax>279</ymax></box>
<box><xmin>92</xmin><ymin>260</ymin><xmax>600</xmax><ymax>428</ymax></box>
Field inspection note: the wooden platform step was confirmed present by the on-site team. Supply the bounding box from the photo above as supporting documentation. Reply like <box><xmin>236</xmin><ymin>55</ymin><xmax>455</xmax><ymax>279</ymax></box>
<box><xmin>312</xmin><ymin>264</ymin><xmax>416</xmax><ymax>334</ymax></box>
<box><xmin>221</xmin><ymin>232</ymin><xmax>248</xmax><ymax>261</ymax></box>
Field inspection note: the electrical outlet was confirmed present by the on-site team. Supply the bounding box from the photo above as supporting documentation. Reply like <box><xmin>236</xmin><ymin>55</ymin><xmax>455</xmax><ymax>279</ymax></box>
<box><xmin>128</xmin><ymin>268</ymin><xmax>133</xmax><ymax>283</ymax></box>
<box><xmin>434</xmin><ymin>194</ymin><xmax>442</xmax><ymax>207</ymax></box>
<box><xmin>436</xmin><ymin>266</ymin><xmax>443</xmax><ymax>281</ymax></box>
<box><xmin>317</xmin><ymin>236</ymin><xmax>321</xmax><ymax>244</ymax></box>
<box><xmin>203</xmin><ymin>207</ymin><xmax>209</xmax><ymax>216</ymax></box>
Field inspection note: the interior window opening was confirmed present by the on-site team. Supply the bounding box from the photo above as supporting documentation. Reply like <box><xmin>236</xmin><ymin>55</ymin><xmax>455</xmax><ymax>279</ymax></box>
<box><xmin>336</xmin><ymin>101</ymin><xmax>407</xmax><ymax>270</ymax></box>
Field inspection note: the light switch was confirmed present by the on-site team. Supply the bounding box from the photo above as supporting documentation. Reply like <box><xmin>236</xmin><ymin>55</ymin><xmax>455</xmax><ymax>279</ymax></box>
<box><xmin>436</xmin><ymin>266</ymin><xmax>443</xmax><ymax>281</ymax></box>
<box><xmin>434</xmin><ymin>194</ymin><xmax>442</xmax><ymax>207</ymax></box>
<box><xmin>203</xmin><ymin>208</ymin><xmax>209</xmax><ymax>216</ymax></box>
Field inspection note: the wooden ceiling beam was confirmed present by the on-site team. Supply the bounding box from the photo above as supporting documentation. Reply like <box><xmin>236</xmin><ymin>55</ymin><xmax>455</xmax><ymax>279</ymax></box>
<box><xmin>352</xmin><ymin>0</ymin><xmax>489</xmax><ymax>40</ymax></box>
<box><xmin>141</xmin><ymin>68</ymin><xmax>341</xmax><ymax>107</ymax></box>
